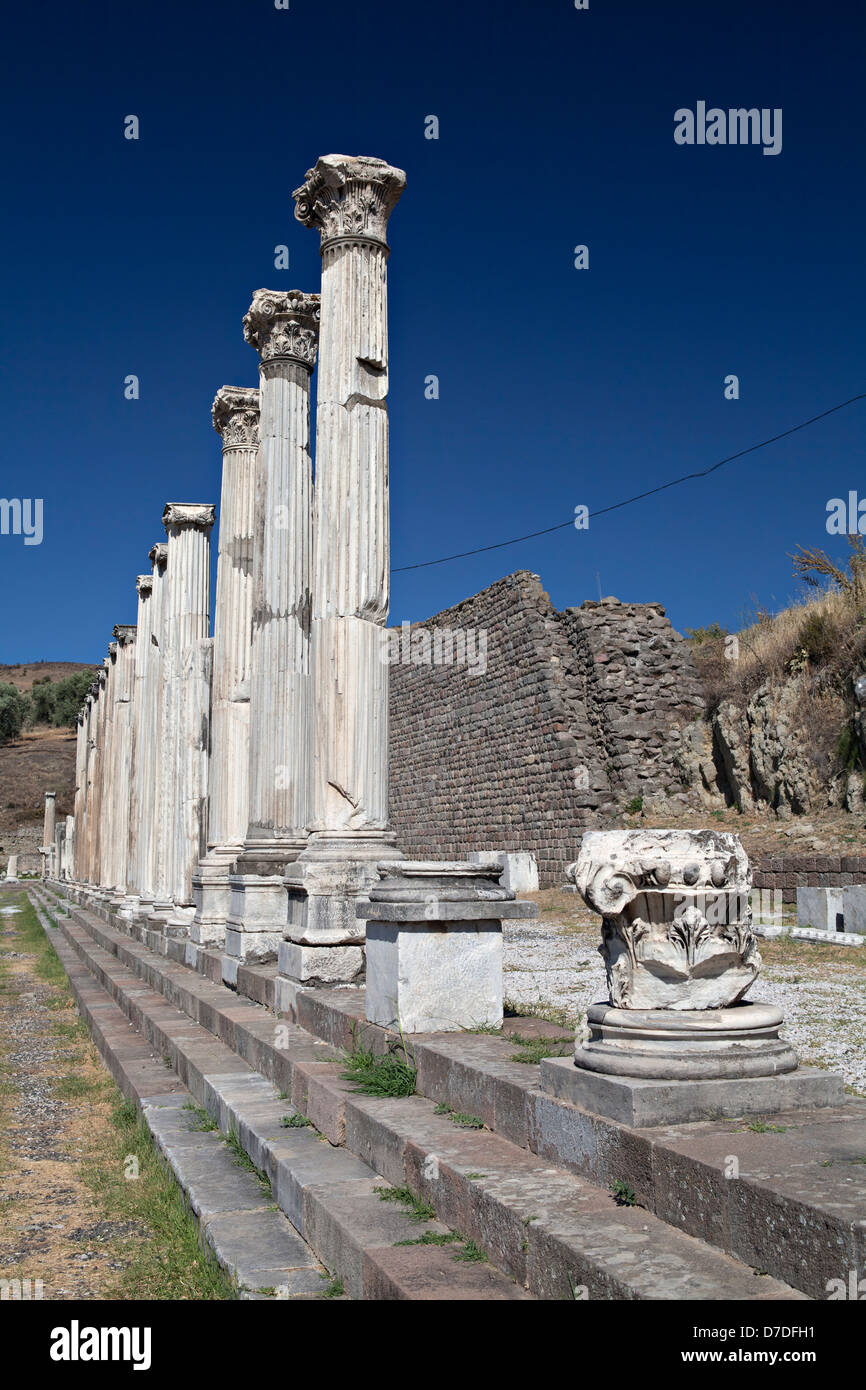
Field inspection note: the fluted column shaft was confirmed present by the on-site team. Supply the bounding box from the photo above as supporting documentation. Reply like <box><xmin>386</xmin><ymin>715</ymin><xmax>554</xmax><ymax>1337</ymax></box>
<box><xmin>73</xmin><ymin>708</ymin><xmax>87</xmax><ymax>881</ymax></box>
<box><xmin>159</xmin><ymin>505</ymin><xmax>214</xmax><ymax>909</ymax></box>
<box><xmin>293</xmin><ymin>155</ymin><xmax>405</xmax><ymax>847</ymax></box>
<box><xmin>83</xmin><ymin>685</ymin><xmax>100</xmax><ymax>884</ymax></box>
<box><xmin>42</xmin><ymin>791</ymin><xmax>56</xmax><ymax>877</ymax></box>
<box><xmin>108</xmin><ymin>625</ymin><xmax>136</xmax><ymax>895</ymax></box>
<box><xmin>126</xmin><ymin>576</ymin><xmax>153</xmax><ymax>901</ymax></box>
<box><xmin>93</xmin><ymin>663</ymin><xmax>111</xmax><ymax>885</ymax></box>
<box><xmin>141</xmin><ymin>545</ymin><xmax>168</xmax><ymax>906</ymax></box>
<box><xmin>241</xmin><ymin>292</ymin><xmax>319</xmax><ymax>862</ymax></box>
<box><xmin>208</xmin><ymin>388</ymin><xmax>259</xmax><ymax>854</ymax></box>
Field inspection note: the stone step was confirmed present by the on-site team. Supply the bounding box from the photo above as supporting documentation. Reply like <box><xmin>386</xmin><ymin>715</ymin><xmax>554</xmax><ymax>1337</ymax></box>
<box><xmin>36</xmin><ymin>890</ymin><xmax>529</xmax><ymax>1301</ymax></box>
<box><xmin>34</xmin><ymin>898</ymin><xmax>328</xmax><ymax>1299</ymax></box>
<box><xmin>54</xmin><ymin>881</ymin><xmax>866</xmax><ymax>1300</ymax></box>
<box><xmin>175</xmin><ymin>922</ymin><xmax>866</xmax><ymax>1305</ymax></box>
<box><xmin>53</xmin><ymin>890</ymin><xmax>807</xmax><ymax>1300</ymax></box>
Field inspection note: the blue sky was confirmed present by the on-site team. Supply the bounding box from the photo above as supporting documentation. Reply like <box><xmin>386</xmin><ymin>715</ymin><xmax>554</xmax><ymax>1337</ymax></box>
<box><xmin>1</xmin><ymin>0</ymin><xmax>864</xmax><ymax>662</ymax></box>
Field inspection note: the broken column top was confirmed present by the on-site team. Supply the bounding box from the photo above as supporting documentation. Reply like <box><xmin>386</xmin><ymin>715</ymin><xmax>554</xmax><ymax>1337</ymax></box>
<box><xmin>162</xmin><ymin>503</ymin><xmax>216</xmax><ymax>533</ymax></box>
<box><xmin>293</xmin><ymin>154</ymin><xmax>406</xmax><ymax>249</ymax></box>
<box><xmin>243</xmin><ymin>290</ymin><xmax>320</xmax><ymax>368</ymax></box>
<box><xmin>569</xmin><ymin>828</ymin><xmax>758</xmax><ymax>1011</ymax></box>
<box><xmin>363</xmin><ymin>860</ymin><xmax>538</xmax><ymax>921</ymax></box>
<box><xmin>212</xmin><ymin>386</ymin><xmax>260</xmax><ymax>444</ymax></box>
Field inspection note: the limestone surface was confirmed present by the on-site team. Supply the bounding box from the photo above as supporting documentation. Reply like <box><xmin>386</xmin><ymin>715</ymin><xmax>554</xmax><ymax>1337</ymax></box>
<box><xmin>569</xmin><ymin>828</ymin><xmax>760</xmax><ymax>1011</ymax></box>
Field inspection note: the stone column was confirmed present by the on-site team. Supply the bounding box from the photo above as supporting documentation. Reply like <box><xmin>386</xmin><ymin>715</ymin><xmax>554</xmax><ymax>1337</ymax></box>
<box><xmin>294</xmin><ymin>156</ymin><xmax>404</xmax><ymax>853</ymax></box>
<box><xmin>140</xmin><ymin>544</ymin><xmax>167</xmax><ymax>920</ymax></box>
<box><xmin>62</xmin><ymin>816</ymin><xmax>74</xmax><ymax>880</ymax></box>
<box><xmin>224</xmin><ymin>292</ymin><xmax>319</xmax><ymax>970</ymax></box>
<box><xmin>120</xmin><ymin>576</ymin><xmax>153</xmax><ymax>918</ymax></box>
<box><xmin>157</xmin><ymin>504</ymin><xmax>215</xmax><ymax>932</ymax></box>
<box><xmin>41</xmin><ymin>791</ymin><xmax>56</xmax><ymax>878</ymax></box>
<box><xmin>192</xmin><ymin>387</ymin><xmax>259</xmax><ymax>945</ymax></box>
<box><xmin>72</xmin><ymin>708</ymin><xmax>87</xmax><ymax>882</ymax></box>
<box><xmin>93</xmin><ymin>657</ymin><xmax>112</xmax><ymax>893</ymax></box>
<box><xmin>107</xmin><ymin>624</ymin><xmax>136</xmax><ymax>905</ymax></box>
<box><xmin>6</xmin><ymin>854</ymin><xmax>18</xmax><ymax>882</ymax></box>
<box><xmin>82</xmin><ymin>681</ymin><xmax>101</xmax><ymax>886</ymax></box>
<box><xmin>279</xmin><ymin>154</ymin><xmax>405</xmax><ymax>990</ymax></box>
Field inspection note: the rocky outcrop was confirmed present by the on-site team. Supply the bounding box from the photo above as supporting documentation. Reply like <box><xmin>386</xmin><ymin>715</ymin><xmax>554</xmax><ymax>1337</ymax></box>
<box><xmin>712</xmin><ymin>676</ymin><xmax>839</xmax><ymax>818</ymax></box>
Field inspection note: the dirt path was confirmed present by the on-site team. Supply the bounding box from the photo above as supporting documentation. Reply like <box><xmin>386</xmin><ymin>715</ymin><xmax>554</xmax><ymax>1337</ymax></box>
<box><xmin>0</xmin><ymin>890</ymin><xmax>234</xmax><ymax>1301</ymax></box>
<box><xmin>0</xmin><ymin>892</ymin><xmax>141</xmax><ymax>1297</ymax></box>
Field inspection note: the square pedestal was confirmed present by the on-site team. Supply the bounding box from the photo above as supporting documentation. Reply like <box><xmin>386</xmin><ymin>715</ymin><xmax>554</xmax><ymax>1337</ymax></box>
<box><xmin>276</xmin><ymin>940</ymin><xmax>364</xmax><ymax>988</ymax></box>
<box><xmin>224</xmin><ymin>871</ymin><xmax>287</xmax><ymax>966</ymax></box>
<box><xmin>224</xmin><ymin>926</ymin><xmax>282</xmax><ymax>964</ymax></box>
<box><xmin>365</xmin><ymin>920</ymin><xmax>503</xmax><ymax>1033</ymax></box>
<box><xmin>541</xmin><ymin>1057</ymin><xmax>846</xmax><ymax>1128</ymax></box>
<box><xmin>797</xmin><ymin>887</ymin><xmax>845</xmax><ymax>934</ymax></box>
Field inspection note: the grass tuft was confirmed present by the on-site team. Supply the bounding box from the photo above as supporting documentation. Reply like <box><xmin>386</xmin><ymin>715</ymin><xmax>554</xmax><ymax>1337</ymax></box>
<box><xmin>340</xmin><ymin>1043</ymin><xmax>416</xmax><ymax>1098</ymax></box>
<box><xmin>610</xmin><ymin>1179</ymin><xmax>638</xmax><ymax>1207</ymax></box>
<box><xmin>374</xmin><ymin>1183</ymin><xmax>436</xmax><ymax>1222</ymax></box>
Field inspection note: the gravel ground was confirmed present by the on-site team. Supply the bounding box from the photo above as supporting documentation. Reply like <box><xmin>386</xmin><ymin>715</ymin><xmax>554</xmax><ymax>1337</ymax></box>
<box><xmin>504</xmin><ymin>904</ymin><xmax>866</xmax><ymax>1094</ymax></box>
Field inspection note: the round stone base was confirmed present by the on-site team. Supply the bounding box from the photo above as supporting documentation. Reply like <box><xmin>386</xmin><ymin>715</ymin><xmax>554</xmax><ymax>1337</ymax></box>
<box><xmin>575</xmin><ymin>1001</ymin><xmax>798</xmax><ymax>1080</ymax></box>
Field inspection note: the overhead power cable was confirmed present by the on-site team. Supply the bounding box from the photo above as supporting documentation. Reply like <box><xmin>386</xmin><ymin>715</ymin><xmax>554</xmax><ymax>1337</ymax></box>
<box><xmin>391</xmin><ymin>391</ymin><xmax>866</xmax><ymax>574</ymax></box>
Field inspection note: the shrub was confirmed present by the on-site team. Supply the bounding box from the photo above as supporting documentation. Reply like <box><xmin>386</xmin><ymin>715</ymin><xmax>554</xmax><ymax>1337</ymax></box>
<box><xmin>51</xmin><ymin>671</ymin><xmax>97</xmax><ymax>728</ymax></box>
<box><xmin>0</xmin><ymin>683</ymin><xmax>28</xmax><ymax>743</ymax></box>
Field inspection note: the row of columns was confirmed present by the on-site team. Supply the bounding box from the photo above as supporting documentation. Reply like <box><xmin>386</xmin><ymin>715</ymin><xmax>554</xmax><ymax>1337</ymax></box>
<box><xmin>65</xmin><ymin>153</ymin><xmax>406</xmax><ymax>989</ymax></box>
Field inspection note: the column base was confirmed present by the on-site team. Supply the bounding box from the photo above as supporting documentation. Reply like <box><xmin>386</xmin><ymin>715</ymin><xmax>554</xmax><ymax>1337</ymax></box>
<box><xmin>361</xmin><ymin>861</ymin><xmax>536</xmax><ymax>1032</ymax></box>
<box><xmin>224</xmin><ymin>869</ymin><xmax>288</xmax><ymax>967</ymax></box>
<box><xmin>191</xmin><ymin>850</ymin><xmax>242</xmax><ymax>946</ymax></box>
<box><xmin>573</xmin><ymin>1001</ymin><xmax>798</xmax><ymax>1080</ymax></box>
<box><xmin>542</xmin><ymin>1057</ymin><xmax>845</xmax><ymax>1129</ymax></box>
<box><xmin>164</xmin><ymin>904</ymin><xmax>196</xmax><ymax>938</ymax></box>
<box><xmin>533</xmin><ymin>1000</ymin><xmax>849</xmax><ymax>1128</ymax></box>
<box><xmin>276</xmin><ymin>939</ymin><xmax>365</xmax><ymax>990</ymax></box>
<box><xmin>146</xmin><ymin>900</ymin><xmax>175</xmax><ymax>933</ymax></box>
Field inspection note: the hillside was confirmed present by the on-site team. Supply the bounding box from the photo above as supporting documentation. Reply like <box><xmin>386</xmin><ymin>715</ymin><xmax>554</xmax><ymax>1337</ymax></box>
<box><xmin>687</xmin><ymin>545</ymin><xmax>866</xmax><ymax>819</ymax></box>
<box><xmin>0</xmin><ymin>662</ymin><xmax>90</xmax><ymax>871</ymax></box>
<box><xmin>0</xmin><ymin>661</ymin><xmax>96</xmax><ymax>692</ymax></box>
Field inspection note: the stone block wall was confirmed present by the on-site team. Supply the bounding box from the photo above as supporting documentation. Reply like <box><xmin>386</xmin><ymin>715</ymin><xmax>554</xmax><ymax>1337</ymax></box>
<box><xmin>752</xmin><ymin>854</ymin><xmax>866</xmax><ymax>904</ymax></box>
<box><xmin>387</xmin><ymin>571</ymin><xmax>715</xmax><ymax>885</ymax></box>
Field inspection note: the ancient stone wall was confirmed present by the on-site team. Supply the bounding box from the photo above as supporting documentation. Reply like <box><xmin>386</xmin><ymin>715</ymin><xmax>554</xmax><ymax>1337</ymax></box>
<box><xmin>387</xmin><ymin>572</ymin><xmax>717</xmax><ymax>885</ymax></box>
<box><xmin>752</xmin><ymin>853</ymin><xmax>866</xmax><ymax>904</ymax></box>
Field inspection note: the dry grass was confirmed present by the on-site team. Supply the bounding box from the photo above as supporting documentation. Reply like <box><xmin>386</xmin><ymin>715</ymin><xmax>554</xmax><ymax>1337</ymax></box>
<box><xmin>691</xmin><ymin>583</ymin><xmax>866</xmax><ymax>713</ymax></box>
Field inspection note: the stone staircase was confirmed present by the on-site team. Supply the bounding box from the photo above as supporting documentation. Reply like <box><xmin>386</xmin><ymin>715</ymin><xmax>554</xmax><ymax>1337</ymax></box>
<box><xmin>34</xmin><ymin>880</ymin><xmax>866</xmax><ymax>1300</ymax></box>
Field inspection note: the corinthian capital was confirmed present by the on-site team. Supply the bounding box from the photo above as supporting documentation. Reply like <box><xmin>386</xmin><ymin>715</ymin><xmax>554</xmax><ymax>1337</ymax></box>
<box><xmin>149</xmin><ymin>542</ymin><xmax>168</xmax><ymax>569</ymax></box>
<box><xmin>136</xmin><ymin>574</ymin><xmax>153</xmax><ymax>597</ymax></box>
<box><xmin>113</xmin><ymin>624</ymin><xmax>137</xmax><ymax>645</ymax></box>
<box><xmin>162</xmin><ymin>503</ymin><xmax>216</xmax><ymax>534</ymax></box>
<box><xmin>212</xmin><ymin>386</ymin><xmax>260</xmax><ymax>447</ymax></box>
<box><xmin>293</xmin><ymin>154</ymin><xmax>406</xmax><ymax>249</ymax></box>
<box><xmin>243</xmin><ymin>290</ymin><xmax>320</xmax><ymax>369</ymax></box>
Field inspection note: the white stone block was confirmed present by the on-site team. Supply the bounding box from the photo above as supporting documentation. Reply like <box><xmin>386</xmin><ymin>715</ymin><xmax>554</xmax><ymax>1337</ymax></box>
<box><xmin>797</xmin><ymin>886</ymin><xmax>845</xmax><ymax>934</ymax></box>
<box><xmin>842</xmin><ymin>885</ymin><xmax>866</xmax><ymax>936</ymax></box>
<box><xmin>224</xmin><ymin>926</ymin><xmax>282</xmax><ymax>963</ymax></box>
<box><xmin>276</xmin><ymin>940</ymin><xmax>364</xmax><ymax>986</ymax></box>
<box><xmin>468</xmin><ymin>851</ymin><xmax>538</xmax><ymax>894</ymax></box>
<box><xmin>365</xmin><ymin>920</ymin><xmax>503</xmax><ymax>1033</ymax></box>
